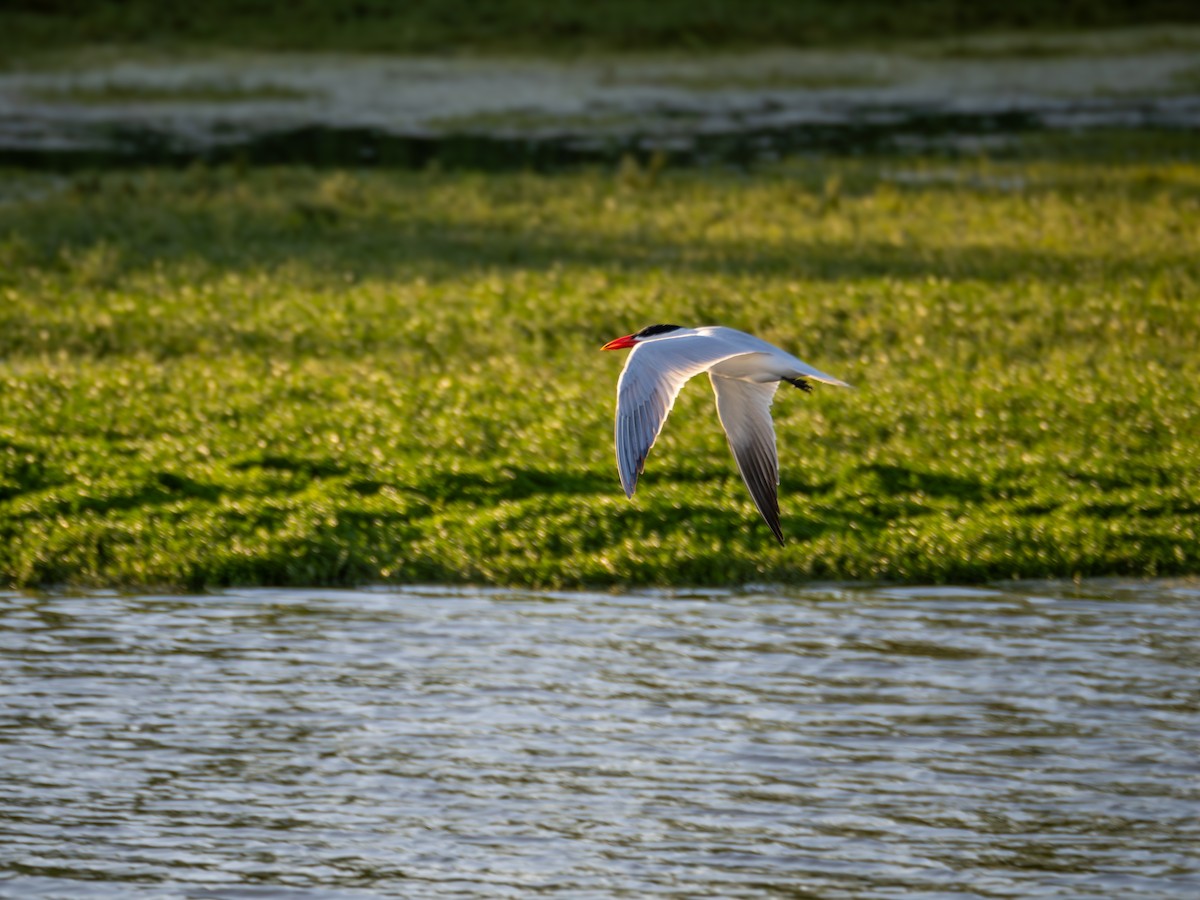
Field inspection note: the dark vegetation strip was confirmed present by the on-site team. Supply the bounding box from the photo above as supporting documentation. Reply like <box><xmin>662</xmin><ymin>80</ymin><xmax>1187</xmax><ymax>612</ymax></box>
<box><xmin>3</xmin><ymin>0</ymin><xmax>1200</xmax><ymax>59</ymax></box>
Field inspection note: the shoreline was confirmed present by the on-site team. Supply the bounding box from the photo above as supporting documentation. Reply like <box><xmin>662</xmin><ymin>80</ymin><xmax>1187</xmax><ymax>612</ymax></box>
<box><xmin>3</xmin><ymin>28</ymin><xmax>1199</xmax><ymax>164</ymax></box>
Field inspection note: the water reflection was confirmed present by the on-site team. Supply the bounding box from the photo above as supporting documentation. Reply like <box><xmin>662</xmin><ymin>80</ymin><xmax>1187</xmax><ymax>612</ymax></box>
<box><xmin>1</xmin><ymin>581</ymin><xmax>1198</xmax><ymax>898</ymax></box>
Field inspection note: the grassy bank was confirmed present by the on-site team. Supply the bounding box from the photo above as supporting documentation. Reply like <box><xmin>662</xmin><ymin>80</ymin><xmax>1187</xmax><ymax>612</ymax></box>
<box><xmin>4</xmin><ymin>0</ymin><xmax>1200</xmax><ymax>61</ymax></box>
<box><xmin>1</xmin><ymin>135</ymin><xmax>1198</xmax><ymax>588</ymax></box>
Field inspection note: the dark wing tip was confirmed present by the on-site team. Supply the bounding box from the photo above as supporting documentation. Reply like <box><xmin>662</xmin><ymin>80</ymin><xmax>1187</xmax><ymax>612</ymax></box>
<box><xmin>730</xmin><ymin>441</ymin><xmax>783</xmax><ymax>546</ymax></box>
<box><xmin>757</xmin><ymin>494</ymin><xmax>785</xmax><ymax>545</ymax></box>
<box><xmin>769</xmin><ymin>519</ymin><xmax>785</xmax><ymax>546</ymax></box>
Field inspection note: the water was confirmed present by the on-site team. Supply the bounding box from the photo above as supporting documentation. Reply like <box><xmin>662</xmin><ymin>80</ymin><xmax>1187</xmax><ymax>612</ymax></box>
<box><xmin>1</xmin><ymin>581</ymin><xmax>1198</xmax><ymax>898</ymax></box>
<box><xmin>5</xmin><ymin>44</ymin><xmax>1199</xmax><ymax>171</ymax></box>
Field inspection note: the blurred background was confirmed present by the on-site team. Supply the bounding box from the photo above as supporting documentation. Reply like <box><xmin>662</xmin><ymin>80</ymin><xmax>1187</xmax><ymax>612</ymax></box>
<box><xmin>3</xmin><ymin>0</ymin><xmax>1200</xmax><ymax>168</ymax></box>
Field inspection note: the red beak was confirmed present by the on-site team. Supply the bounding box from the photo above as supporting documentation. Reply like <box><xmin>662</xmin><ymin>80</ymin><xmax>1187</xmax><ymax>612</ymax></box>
<box><xmin>601</xmin><ymin>334</ymin><xmax>637</xmax><ymax>351</ymax></box>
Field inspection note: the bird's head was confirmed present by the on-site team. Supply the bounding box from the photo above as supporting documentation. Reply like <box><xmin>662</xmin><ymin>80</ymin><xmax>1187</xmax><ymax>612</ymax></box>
<box><xmin>601</xmin><ymin>323</ymin><xmax>684</xmax><ymax>351</ymax></box>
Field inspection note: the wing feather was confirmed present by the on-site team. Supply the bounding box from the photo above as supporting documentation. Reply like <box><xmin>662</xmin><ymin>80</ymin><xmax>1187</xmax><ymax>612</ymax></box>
<box><xmin>709</xmin><ymin>374</ymin><xmax>785</xmax><ymax>544</ymax></box>
<box><xmin>613</xmin><ymin>335</ymin><xmax>752</xmax><ymax>497</ymax></box>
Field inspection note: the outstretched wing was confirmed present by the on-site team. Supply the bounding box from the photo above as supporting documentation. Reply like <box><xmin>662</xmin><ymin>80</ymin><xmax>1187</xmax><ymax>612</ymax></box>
<box><xmin>614</xmin><ymin>336</ymin><xmax>750</xmax><ymax>498</ymax></box>
<box><xmin>709</xmin><ymin>374</ymin><xmax>784</xmax><ymax>545</ymax></box>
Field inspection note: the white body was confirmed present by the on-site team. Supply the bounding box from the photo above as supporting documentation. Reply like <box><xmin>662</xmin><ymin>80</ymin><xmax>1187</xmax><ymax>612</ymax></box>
<box><xmin>610</xmin><ymin>326</ymin><xmax>850</xmax><ymax>544</ymax></box>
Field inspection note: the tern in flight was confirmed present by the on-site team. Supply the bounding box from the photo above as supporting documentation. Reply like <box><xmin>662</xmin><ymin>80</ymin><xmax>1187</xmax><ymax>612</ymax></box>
<box><xmin>602</xmin><ymin>324</ymin><xmax>851</xmax><ymax>544</ymax></box>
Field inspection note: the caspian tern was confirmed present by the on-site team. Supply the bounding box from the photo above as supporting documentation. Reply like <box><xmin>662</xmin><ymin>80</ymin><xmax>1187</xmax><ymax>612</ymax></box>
<box><xmin>602</xmin><ymin>324</ymin><xmax>851</xmax><ymax>545</ymax></box>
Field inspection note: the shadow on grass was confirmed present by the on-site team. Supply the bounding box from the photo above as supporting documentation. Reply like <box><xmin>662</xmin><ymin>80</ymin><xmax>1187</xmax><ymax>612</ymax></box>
<box><xmin>20</xmin><ymin>206</ymin><xmax>1189</xmax><ymax>286</ymax></box>
<box><xmin>858</xmin><ymin>462</ymin><xmax>987</xmax><ymax>502</ymax></box>
<box><xmin>5</xmin><ymin>189</ymin><xmax>1191</xmax><ymax>363</ymax></box>
<box><xmin>230</xmin><ymin>454</ymin><xmax>349</xmax><ymax>478</ymax></box>
<box><xmin>7</xmin><ymin>152</ymin><xmax>1193</xmax><ymax>289</ymax></box>
<box><xmin>405</xmin><ymin>466</ymin><xmax>613</xmax><ymax>503</ymax></box>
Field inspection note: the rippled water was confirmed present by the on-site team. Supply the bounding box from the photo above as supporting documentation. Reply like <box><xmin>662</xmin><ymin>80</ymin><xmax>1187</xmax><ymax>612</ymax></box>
<box><xmin>2</xmin><ymin>581</ymin><xmax>1198</xmax><ymax>898</ymax></box>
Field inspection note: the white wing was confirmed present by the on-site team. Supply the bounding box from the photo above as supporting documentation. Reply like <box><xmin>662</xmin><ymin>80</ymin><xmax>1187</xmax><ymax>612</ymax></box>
<box><xmin>614</xmin><ymin>335</ymin><xmax>751</xmax><ymax>498</ymax></box>
<box><xmin>699</xmin><ymin>326</ymin><xmax>851</xmax><ymax>388</ymax></box>
<box><xmin>710</xmin><ymin>374</ymin><xmax>784</xmax><ymax>544</ymax></box>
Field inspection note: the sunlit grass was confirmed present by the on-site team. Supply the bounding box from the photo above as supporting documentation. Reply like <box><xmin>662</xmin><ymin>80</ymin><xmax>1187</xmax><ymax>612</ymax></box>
<box><xmin>1</xmin><ymin>135</ymin><xmax>1198</xmax><ymax>588</ymax></box>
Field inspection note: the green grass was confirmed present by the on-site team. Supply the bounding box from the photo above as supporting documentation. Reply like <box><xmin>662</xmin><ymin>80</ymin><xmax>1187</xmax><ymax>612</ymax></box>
<box><xmin>1</xmin><ymin>135</ymin><xmax>1198</xmax><ymax>589</ymax></box>
<box><xmin>3</xmin><ymin>0</ymin><xmax>1200</xmax><ymax>62</ymax></box>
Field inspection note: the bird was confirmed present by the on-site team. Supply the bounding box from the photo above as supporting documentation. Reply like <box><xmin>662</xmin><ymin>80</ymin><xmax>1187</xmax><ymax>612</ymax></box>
<box><xmin>601</xmin><ymin>324</ymin><xmax>851</xmax><ymax>545</ymax></box>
